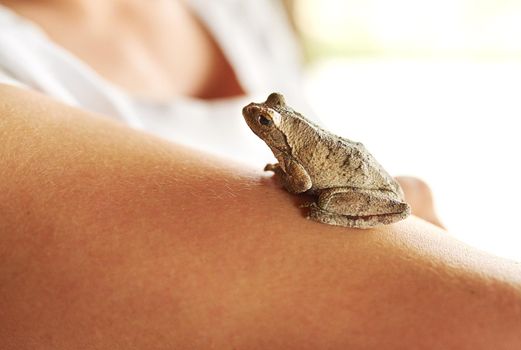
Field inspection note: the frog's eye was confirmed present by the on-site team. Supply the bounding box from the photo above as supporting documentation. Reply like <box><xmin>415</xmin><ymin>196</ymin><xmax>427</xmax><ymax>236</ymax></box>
<box><xmin>258</xmin><ymin>114</ymin><xmax>272</xmax><ymax>126</ymax></box>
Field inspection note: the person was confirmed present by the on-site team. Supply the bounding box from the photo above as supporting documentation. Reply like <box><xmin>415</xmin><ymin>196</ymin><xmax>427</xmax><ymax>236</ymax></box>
<box><xmin>0</xmin><ymin>0</ymin><xmax>519</xmax><ymax>349</ymax></box>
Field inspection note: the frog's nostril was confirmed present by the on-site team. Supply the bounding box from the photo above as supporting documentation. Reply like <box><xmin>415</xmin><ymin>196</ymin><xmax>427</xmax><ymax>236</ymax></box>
<box><xmin>242</xmin><ymin>104</ymin><xmax>256</xmax><ymax>117</ymax></box>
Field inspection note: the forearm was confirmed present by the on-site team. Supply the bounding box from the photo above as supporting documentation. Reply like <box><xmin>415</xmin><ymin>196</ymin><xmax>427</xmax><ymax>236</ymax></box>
<box><xmin>1</xmin><ymin>85</ymin><xmax>520</xmax><ymax>349</ymax></box>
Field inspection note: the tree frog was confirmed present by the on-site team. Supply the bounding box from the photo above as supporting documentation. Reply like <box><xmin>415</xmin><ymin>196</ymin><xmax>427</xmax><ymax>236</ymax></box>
<box><xmin>242</xmin><ymin>93</ymin><xmax>410</xmax><ymax>228</ymax></box>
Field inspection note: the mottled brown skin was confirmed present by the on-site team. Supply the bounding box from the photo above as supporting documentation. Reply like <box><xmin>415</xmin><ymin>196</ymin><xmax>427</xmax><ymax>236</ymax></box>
<box><xmin>242</xmin><ymin>93</ymin><xmax>411</xmax><ymax>228</ymax></box>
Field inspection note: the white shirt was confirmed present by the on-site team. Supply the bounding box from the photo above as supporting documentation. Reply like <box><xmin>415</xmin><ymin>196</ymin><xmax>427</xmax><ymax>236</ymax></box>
<box><xmin>0</xmin><ymin>0</ymin><xmax>311</xmax><ymax>165</ymax></box>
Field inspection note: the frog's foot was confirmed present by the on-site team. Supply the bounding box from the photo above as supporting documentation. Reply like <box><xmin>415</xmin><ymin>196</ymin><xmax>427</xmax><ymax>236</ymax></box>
<box><xmin>308</xmin><ymin>188</ymin><xmax>411</xmax><ymax>229</ymax></box>
<box><xmin>264</xmin><ymin>163</ymin><xmax>286</xmax><ymax>180</ymax></box>
<box><xmin>299</xmin><ymin>201</ymin><xmax>314</xmax><ymax>209</ymax></box>
<box><xmin>264</xmin><ymin>163</ymin><xmax>278</xmax><ymax>172</ymax></box>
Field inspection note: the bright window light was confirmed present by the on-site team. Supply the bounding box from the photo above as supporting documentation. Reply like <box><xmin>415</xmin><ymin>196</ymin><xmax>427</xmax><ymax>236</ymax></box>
<box><xmin>296</xmin><ymin>0</ymin><xmax>521</xmax><ymax>261</ymax></box>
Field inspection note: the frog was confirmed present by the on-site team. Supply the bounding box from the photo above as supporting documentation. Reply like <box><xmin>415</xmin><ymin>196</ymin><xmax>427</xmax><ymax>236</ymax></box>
<box><xmin>242</xmin><ymin>92</ymin><xmax>411</xmax><ymax>228</ymax></box>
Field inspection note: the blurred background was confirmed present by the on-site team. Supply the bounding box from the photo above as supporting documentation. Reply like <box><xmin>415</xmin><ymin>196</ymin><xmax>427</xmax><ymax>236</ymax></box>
<box><xmin>287</xmin><ymin>0</ymin><xmax>521</xmax><ymax>261</ymax></box>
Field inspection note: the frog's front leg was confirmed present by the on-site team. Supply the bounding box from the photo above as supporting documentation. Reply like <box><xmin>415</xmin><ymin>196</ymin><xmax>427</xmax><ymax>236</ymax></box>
<box><xmin>309</xmin><ymin>187</ymin><xmax>411</xmax><ymax>228</ymax></box>
<box><xmin>264</xmin><ymin>158</ymin><xmax>312</xmax><ymax>194</ymax></box>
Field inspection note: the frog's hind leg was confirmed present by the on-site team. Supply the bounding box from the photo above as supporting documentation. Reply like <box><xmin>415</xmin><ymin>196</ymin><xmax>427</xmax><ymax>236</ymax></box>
<box><xmin>308</xmin><ymin>188</ymin><xmax>411</xmax><ymax>228</ymax></box>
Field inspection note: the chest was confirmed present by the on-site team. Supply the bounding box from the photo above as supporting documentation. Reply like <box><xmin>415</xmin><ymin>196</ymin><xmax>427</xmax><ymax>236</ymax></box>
<box><xmin>3</xmin><ymin>0</ymin><xmax>243</xmax><ymax>101</ymax></box>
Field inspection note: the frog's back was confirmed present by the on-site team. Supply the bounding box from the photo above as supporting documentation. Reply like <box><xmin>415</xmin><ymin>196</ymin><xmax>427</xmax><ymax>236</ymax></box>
<box><xmin>293</xmin><ymin>127</ymin><xmax>398</xmax><ymax>192</ymax></box>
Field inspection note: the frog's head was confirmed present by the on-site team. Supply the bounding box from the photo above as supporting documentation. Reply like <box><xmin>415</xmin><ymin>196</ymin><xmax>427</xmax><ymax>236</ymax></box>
<box><xmin>242</xmin><ymin>93</ymin><xmax>292</xmax><ymax>153</ymax></box>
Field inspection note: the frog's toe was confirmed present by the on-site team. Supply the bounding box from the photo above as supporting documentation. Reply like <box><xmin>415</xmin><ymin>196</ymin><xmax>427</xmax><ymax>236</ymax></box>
<box><xmin>264</xmin><ymin>163</ymin><xmax>277</xmax><ymax>172</ymax></box>
<box><xmin>299</xmin><ymin>201</ymin><xmax>314</xmax><ymax>209</ymax></box>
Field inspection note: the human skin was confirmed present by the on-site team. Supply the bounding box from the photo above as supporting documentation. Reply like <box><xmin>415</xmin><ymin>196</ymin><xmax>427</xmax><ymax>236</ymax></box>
<box><xmin>1</xmin><ymin>85</ymin><xmax>521</xmax><ymax>349</ymax></box>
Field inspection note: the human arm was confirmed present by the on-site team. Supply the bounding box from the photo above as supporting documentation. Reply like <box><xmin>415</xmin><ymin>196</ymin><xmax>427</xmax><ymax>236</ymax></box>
<box><xmin>1</xmin><ymin>84</ymin><xmax>520</xmax><ymax>349</ymax></box>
